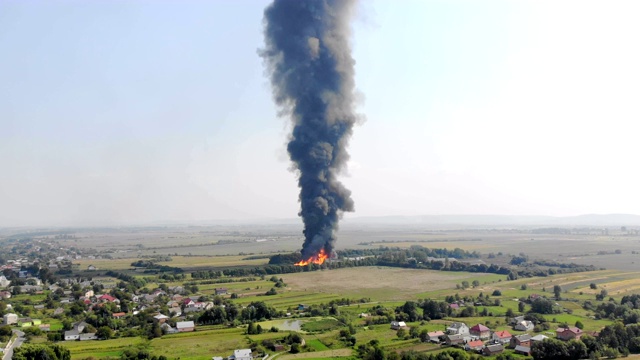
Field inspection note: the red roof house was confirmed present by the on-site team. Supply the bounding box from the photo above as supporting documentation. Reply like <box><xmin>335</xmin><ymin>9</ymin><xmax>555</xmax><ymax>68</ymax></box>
<box><xmin>470</xmin><ymin>324</ymin><xmax>491</xmax><ymax>339</ymax></box>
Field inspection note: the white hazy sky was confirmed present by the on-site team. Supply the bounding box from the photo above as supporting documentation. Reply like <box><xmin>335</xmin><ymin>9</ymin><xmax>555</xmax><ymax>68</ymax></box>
<box><xmin>1</xmin><ymin>0</ymin><xmax>640</xmax><ymax>227</ymax></box>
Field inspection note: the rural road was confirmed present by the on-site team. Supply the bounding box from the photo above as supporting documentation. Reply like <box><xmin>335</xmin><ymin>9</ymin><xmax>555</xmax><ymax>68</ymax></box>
<box><xmin>2</xmin><ymin>330</ymin><xmax>25</xmax><ymax>360</ymax></box>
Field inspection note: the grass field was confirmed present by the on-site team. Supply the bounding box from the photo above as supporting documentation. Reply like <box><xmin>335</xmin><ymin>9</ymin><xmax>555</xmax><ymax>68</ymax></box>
<box><xmin>280</xmin><ymin>267</ymin><xmax>497</xmax><ymax>301</ymax></box>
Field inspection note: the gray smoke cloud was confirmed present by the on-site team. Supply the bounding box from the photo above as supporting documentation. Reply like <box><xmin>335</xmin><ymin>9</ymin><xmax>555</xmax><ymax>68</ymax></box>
<box><xmin>261</xmin><ymin>0</ymin><xmax>358</xmax><ymax>260</ymax></box>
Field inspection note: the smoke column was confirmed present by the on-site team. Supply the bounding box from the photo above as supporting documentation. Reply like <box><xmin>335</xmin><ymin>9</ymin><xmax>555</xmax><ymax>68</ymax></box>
<box><xmin>261</xmin><ymin>0</ymin><xmax>358</xmax><ymax>260</ymax></box>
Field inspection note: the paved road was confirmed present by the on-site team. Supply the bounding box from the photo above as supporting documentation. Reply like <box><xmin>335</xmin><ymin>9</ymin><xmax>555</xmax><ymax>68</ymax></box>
<box><xmin>2</xmin><ymin>330</ymin><xmax>25</xmax><ymax>360</ymax></box>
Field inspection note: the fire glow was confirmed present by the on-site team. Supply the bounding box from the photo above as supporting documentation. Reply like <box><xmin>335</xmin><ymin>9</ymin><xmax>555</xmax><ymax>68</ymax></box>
<box><xmin>294</xmin><ymin>248</ymin><xmax>329</xmax><ymax>266</ymax></box>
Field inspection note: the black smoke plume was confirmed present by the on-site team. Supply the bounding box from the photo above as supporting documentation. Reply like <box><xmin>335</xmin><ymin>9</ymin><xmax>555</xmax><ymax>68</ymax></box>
<box><xmin>261</xmin><ymin>0</ymin><xmax>358</xmax><ymax>260</ymax></box>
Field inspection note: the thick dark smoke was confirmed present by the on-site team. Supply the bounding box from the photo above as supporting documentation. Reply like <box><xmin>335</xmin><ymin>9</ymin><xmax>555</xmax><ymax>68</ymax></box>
<box><xmin>261</xmin><ymin>0</ymin><xmax>358</xmax><ymax>259</ymax></box>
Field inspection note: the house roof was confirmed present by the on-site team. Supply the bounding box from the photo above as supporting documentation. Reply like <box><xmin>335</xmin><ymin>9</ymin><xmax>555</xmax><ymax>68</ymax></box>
<box><xmin>484</xmin><ymin>344</ymin><xmax>504</xmax><ymax>353</ymax></box>
<box><xmin>448</xmin><ymin>322</ymin><xmax>467</xmax><ymax>329</ymax></box>
<box><xmin>494</xmin><ymin>330</ymin><xmax>512</xmax><ymax>338</ymax></box>
<box><xmin>428</xmin><ymin>330</ymin><xmax>444</xmax><ymax>337</ymax></box>
<box><xmin>470</xmin><ymin>324</ymin><xmax>490</xmax><ymax>332</ymax></box>
<box><xmin>531</xmin><ymin>334</ymin><xmax>548</xmax><ymax>341</ymax></box>
<box><xmin>99</xmin><ymin>294</ymin><xmax>117</xmax><ymax>302</ymax></box>
<box><xmin>514</xmin><ymin>345</ymin><xmax>531</xmax><ymax>353</ymax></box>
<box><xmin>233</xmin><ymin>349</ymin><xmax>252</xmax><ymax>359</ymax></box>
<box><xmin>514</xmin><ymin>334</ymin><xmax>532</xmax><ymax>342</ymax></box>
<box><xmin>112</xmin><ymin>312</ymin><xmax>126</xmax><ymax>317</ymax></box>
<box><xmin>467</xmin><ymin>340</ymin><xmax>484</xmax><ymax>347</ymax></box>
<box><xmin>556</xmin><ymin>326</ymin><xmax>583</xmax><ymax>334</ymax></box>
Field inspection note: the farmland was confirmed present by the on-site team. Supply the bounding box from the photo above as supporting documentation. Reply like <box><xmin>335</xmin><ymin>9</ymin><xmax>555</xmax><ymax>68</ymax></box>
<box><xmin>4</xmin><ymin>224</ymin><xmax>640</xmax><ymax>359</ymax></box>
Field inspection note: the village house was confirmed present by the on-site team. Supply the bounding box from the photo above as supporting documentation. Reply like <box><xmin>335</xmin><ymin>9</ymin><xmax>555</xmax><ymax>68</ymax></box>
<box><xmin>214</xmin><ymin>287</ymin><xmax>228</xmax><ymax>295</ymax></box>
<box><xmin>509</xmin><ymin>315</ymin><xmax>525</xmax><ymax>325</ymax></box>
<box><xmin>510</xmin><ymin>334</ymin><xmax>532</xmax><ymax>348</ymax></box>
<box><xmin>556</xmin><ymin>326</ymin><xmax>583</xmax><ymax>341</ymax></box>
<box><xmin>530</xmin><ymin>334</ymin><xmax>549</xmax><ymax>342</ymax></box>
<box><xmin>465</xmin><ymin>339</ymin><xmax>484</xmax><ymax>351</ymax></box>
<box><xmin>64</xmin><ymin>320</ymin><xmax>96</xmax><ymax>341</ymax></box>
<box><xmin>176</xmin><ymin>321</ymin><xmax>195</xmax><ymax>332</ymax></box>
<box><xmin>444</xmin><ymin>334</ymin><xmax>466</xmax><ymax>346</ymax></box>
<box><xmin>18</xmin><ymin>318</ymin><xmax>42</xmax><ymax>327</ymax></box>
<box><xmin>0</xmin><ymin>290</ymin><xmax>11</xmax><ymax>299</ymax></box>
<box><xmin>482</xmin><ymin>344</ymin><xmax>504</xmax><ymax>356</ymax></box>
<box><xmin>514</xmin><ymin>320</ymin><xmax>535</xmax><ymax>331</ymax></box>
<box><xmin>229</xmin><ymin>349</ymin><xmax>253</xmax><ymax>360</ymax></box>
<box><xmin>98</xmin><ymin>294</ymin><xmax>119</xmax><ymax>303</ymax></box>
<box><xmin>3</xmin><ymin>313</ymin><xmax>18</xmax><ymax>325</ymax></box>
<box><xmin>154</xmin><ymin>314</ymin><xmax>170</xmax><ymax>323</ymax></box>
<box><xmin>112</xmin><ymin>312</ymin><xmax>126</xmax><ymax>319</ymax></box>
<box><xmin>446</xmin><ymin>322</ymin><xmax>470</xmax><ymax>335</ymax></box>
<box><xmin>161</xmin><ymin>323</ymin><xmax>178</xmax><ymax>334</ymax></box>
<box><xmin>492</xmin><ymin>330</ymin><xmax>512</xmax><ymax>344</ymax></box>
<box><xmin>469</xmin><ymin>324</ymin><xmax>491</xmax><ymax>340</ymax></box>
<box><xmin>390</xmin><ymin>321</ymin><xmax>408</xmax><ymax>330</ymax></box>
<box><xmin>64</xmin><ymin>329</ymin><xmax>81</xmax><ymax>341</ymax></box>
<box><xmin>426</xmin><ymin>330</ymin><xmax>445</xmax><ymax>343</ymax></box>
<box><xmin>0</xmin><ymin>276</ymin><xmax>11</xmax><ymax>288</ymax></box>
<box><xmin>87</xmin><ymin>265</ymin><xmax>97</xmax><ymax>271</ymax></box>
<box><xmin>79</xmin><ymin>333</ymin><xmax>97</xmax><ymax>341</ymax></box>
<box><xmin>514</xmin><ymin>345</ymin><xmax>531</xmax><ymax>356</ymax></box>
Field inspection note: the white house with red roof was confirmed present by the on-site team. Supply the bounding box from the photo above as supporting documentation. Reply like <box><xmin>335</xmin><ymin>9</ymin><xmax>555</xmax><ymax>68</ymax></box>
<box><xmin>465</xmin><ymin>339</ymin><xmax>484</xmax><ymax>351</ymax></box>
<box><xmin>492</xmin><ymin>330</ymin><xmax>513</xmax><ymax>344</ymax></box>
<box><xmin>182</xmin><ymin>298</ymin><xmax>195</xmax><ymax>307</ymax></box>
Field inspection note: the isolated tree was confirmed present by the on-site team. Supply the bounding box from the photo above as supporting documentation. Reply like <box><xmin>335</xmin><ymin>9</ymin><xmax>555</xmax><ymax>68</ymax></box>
<box><xmin>419</xmin><ymin>329</ymin><xmax>429</xmax><ymax>343</ymax></box>
<box><xmin>518</xmin><ymin>302</ymin><xmax>526</xmax><ymax>313</ymax></box>
<box><xmin>396</xmin><ymin>328</ymin><xmax>407</xmax><ymax>339</ymax></box>
<box><xmin>590</xmin><ymin>283</ymin><xmax>598</xmax><ymax>290</ymax></box>
<box><xmin>554</xmin><ymin>285</ymin><xmax>562</xmax><ymax>299</ymax></box>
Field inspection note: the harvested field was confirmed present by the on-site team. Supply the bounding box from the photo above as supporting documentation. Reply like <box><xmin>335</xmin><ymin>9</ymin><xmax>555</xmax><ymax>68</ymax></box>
<box><xmin>281</xmin><ymin>267</ymin><xmax>493</xmax><ymax>300</ymax></box>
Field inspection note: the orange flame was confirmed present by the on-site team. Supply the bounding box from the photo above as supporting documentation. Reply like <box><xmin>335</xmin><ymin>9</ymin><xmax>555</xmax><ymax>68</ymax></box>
<box><xmin>294</xmin><ymin>248</ymin><xmax>329</xmax><ymax>266</ymax></box>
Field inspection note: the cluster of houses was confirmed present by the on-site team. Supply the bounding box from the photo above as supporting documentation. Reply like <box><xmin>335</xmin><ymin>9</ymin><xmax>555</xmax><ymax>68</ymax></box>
<box><xmin>392</xmin><ymin>319</ymin><xmax>586</xmax><ymax>356</ymax></box>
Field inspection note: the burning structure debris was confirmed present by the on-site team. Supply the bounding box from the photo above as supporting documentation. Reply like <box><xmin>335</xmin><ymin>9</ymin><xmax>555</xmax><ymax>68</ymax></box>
<box><xmin>261</xmin><ymin>0</ymin><xmax>359</xmax><ymax>265</ymax></box>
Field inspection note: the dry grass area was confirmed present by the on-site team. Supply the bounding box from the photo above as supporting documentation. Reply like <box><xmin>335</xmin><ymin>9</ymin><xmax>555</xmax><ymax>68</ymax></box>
<box><xmin>281</xmin><ymin>267</ymin><xmax>491</xmax><ymax>300</ymax></box>
<box><xmin>157</xmin><ymin>255</ymin><xmax>269</xmax><ymax>268</ymax></box>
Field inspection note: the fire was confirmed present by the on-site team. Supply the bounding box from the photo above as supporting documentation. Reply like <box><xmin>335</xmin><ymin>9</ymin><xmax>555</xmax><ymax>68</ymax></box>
<box><xmin>294</xmin><ymin>249</ymin><xmax>329</xmax><ymax>266</ymax></box>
